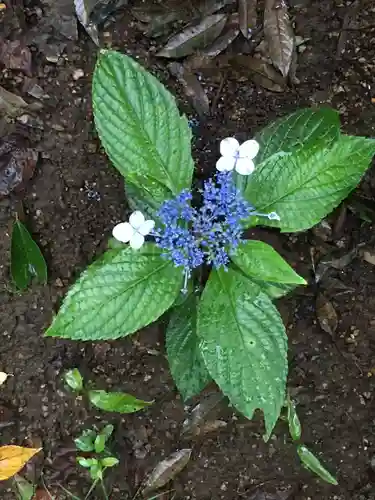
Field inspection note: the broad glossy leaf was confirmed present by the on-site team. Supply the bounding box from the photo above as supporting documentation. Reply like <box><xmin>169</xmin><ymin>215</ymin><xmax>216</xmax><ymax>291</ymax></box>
<box><xmin>255</xmin><ymin>107</ymin><xmax>341</xmax><ymax>164</ymax></box>
<box><xmin>0</xmin><ymin>446</ymin><xmax>41</xmax><ymax>480</ymax></box>
<box><xmin>74</xmin><ymin>429</ymin><xmax>96</xmax><ymax>452</ymax></box>
<box><xmin>46</xmin><ymin>244</ymin><xmax>182</xmax><ymax>340</ymax></box>
<box><xmin>297</xmin><ymin>445</ymin><xmax>338</xmax><ymax>485</ymax></box>
<box><xmin>197</xmin><ymin>269</ymin><xmax>287</xmax><ymax>439</ymax></box>
<box><xmin>252</xmin><ymin>279</ymin><xmax>296</xmax><ymax>300</ymax></box>
<box><xmin>166</xmin><ymin>295</ymin><xmax>211</xmax><ymax>400</ymax></box>
<box><xmin>143</xmin><ymin>449</ymin><xmax>192</xmax><ymax>494</ymax></box>
<box><xmin>245</xmin><ymin>135</ymin><xmax>375</xmax><ymax>232</ymax></box>
<box><xmin>64</xmin><ymin>368</ymin><xmax>83</xmax><ymax>392</ymax></box>
<box><xmin>124</xmin><ymin>181</ymin><xmax>159</xmax><ymax>219</ymax></box>
<box><xmin>94</xmin><ymin>434</ymin><xmax>106</xmax><ymax>453</ymax></box>
<box><xmin>88</xmin><ymin>390</ymin><xmax>153</xmax><ymax>413</ymax></box>
<box><xmin>231</xmin><ymin>240</ymin><xmax>306</xmax><ymax>285</ymax></box>
<box><xmin>264</xmin><ymin>0</ymin><xmax>294</xmax><ymax>77</ymax></box>
<box><xmin>157</xmin><ymin>14</ymin><xmax>227</xmax><ymax>58</ymax></box>
<box><xmin>11</xmin><ymin>220</ymin><xmax>47</xmax><ymax>290</ymax></box>
<box><xmin>93</xmin><ymin>50</ymin><xmax>194</xmax><ymax>207</ymax></box>
<box><xmin>101</xmin><ymin>457</ymin><xmax>119</xmax><ymax>468</ymax></box>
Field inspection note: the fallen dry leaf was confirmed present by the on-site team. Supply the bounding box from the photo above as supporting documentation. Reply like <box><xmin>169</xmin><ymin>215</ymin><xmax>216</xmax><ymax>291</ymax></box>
<box><xmin>0</xmin><ymin>372</ymin><xmax>8</xmax><ymax>386</ymax></box>
<box><xmin>0</xmin><ymin>85</ymin><xmax>28</xmax><ymax>117</ymax></box>
<box><xmin>264</xmin><ymin>0</ymin><xmax>294</xmax><ymax>77</ymax></box>
<box><xmin>316</xmin><ymin>293</ymin><xmax>338</xmax><ymax>338</ymax></box>
<box><xmin>168</xmin><ymin>62</ymin><xmax>209</xmax><ymax>116</ymax></box>
<box><xmin>230</xmin><ymin>55</ymin><xmax>286</xmax><ymax>92</ymax></box>
<box><xmin>157</xmin><ymin>14</ymin><xmax>227</xmax><ymax>58</ymax></box>
<box><xmin>362</xmin><ymin>249</ymin><xmax>375</xmax><ymax>266</ymax></box>
<box><xmin>0</xmin><ymin>446</ymin><xmax>41</xmax><ymax>480</ymax></box>
<box><xmin>0</xmin><ymin>134</ymin><xmax>38</xmax><ymax>197</ymax></box>
<box><xmin>143</xmin><ymin>449</ymin><xmax>192</xmax><ymax>494</ymax></box>
<box><xmin>182</xmin><ymin>392</ymin><xmax>224</xmax><ymax>438</ymax></box>
<box><xmin>238</xmin><ymin>0</ymin><xmax>257</xmax><ymax>38</ymax></box>
<box><xmin>0</xmin><ymin>38</ymin><xmax>32</xmax><ymax>76</ymax></box>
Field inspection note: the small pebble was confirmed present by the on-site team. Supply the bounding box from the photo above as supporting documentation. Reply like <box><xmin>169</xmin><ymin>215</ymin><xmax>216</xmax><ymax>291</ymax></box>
<box><xmin>73</xmin><ymin>69</ymin><xmax>85</xmax><ymax>81</ymax></box>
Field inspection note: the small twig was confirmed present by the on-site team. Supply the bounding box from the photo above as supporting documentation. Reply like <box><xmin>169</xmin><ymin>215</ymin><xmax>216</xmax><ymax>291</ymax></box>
<box><xmin>211</xmin><ymin>71</ymin><xmax>227</xmax><ymax>113</ymax></box>
<box><xmin>84</xmin><ymin>479</ymin><xmax>99</xmax><ymax>500</ymax></box>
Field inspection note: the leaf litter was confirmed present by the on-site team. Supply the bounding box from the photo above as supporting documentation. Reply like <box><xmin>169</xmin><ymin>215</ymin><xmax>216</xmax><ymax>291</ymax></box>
<box><xmin>157</xmin><ymin>14</ymin><xmax>228</xmax><ymax>58</ymax></box>
<box><xmin>142</xmin><ymin>449</ymin><xmax>192</xmax><ymax>494</ymax></box>
<box><xmin>316</xmin><ymin>293</ymin><xmax>338</xmax><ymax>338</ymax></box>
<box><xmin>181</xmin><ymin>391</ymin><xmax>225</xmax><ymax>438</ymax></box>
<box><xmin>0</xmin><ymin>134</ymin><xmax>38</xmax><ymax>197</ymax></box>
<box><xmin>263</xmin><ymin>0</ymin><xmax>294</xmax><ymax>77</ymax></box>
<box><xmin>238</xmin><ymin>0</ymin><xmax>258</xmax><ymax>39</ymax></box>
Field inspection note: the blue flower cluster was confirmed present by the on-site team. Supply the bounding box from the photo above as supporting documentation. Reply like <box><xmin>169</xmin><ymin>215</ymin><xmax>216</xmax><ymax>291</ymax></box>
<box><xmin>155</xmin><ymin>172</ymin><xmax>265</xmax><ymax>284</ymax></box>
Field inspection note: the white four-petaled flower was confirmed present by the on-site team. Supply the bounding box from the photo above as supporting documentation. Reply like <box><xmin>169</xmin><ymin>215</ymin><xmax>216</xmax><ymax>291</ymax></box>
<box><xmin>112</xmin><ymin>211</ymin><xmax>155</xmax><ymax>250</ymax></box>
<box><xmin>216</xmin><ymin>137</ymin><xmax>259</xmax><ymax>175</ymax></box>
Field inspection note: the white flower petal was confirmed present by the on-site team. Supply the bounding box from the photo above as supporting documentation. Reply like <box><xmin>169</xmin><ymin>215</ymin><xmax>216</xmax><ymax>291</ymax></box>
<box><xmin>129</xmin><ymin>210</ymin><xmax>145</xmax><ymax>230</ymax></box>
<box><xmin>112</xmin><ymin>222</ymin><xmax>135</xmax><ymax>243</ymax></box>
<box><xmin>238</xmin><ymin>139</ymin><xmax>259</xmax><ymax>159</ymax></box>
<box><xmin>220</xmin><ymin>137</ymin><xmax>239</xmax><ymax>157</ymax></box>
<box><xmin>130</xmin><ymin>232</ymin><xmax>145</xmax><ymax>249</ymax></box>
<box><xmin>216</xmin><ymin>155</ymin><xmax>235</xmax><ymax>172</ymax></box>
<box><xmin>138</xmin><ymin>219</ymin><xmax>155</xmax><ymax>236</ymax></box>
<box><xmin>235</xmin><ymin>157</ymin><xmax>255</xmax><ymax>176</ymax></box>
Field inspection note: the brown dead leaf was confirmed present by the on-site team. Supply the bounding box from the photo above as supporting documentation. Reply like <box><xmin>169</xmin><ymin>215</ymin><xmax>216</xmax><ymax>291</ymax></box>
<box><xmin>143</xmin><ymin>449</ymin><xmax>192</xmax><ymax>494</ymax></box>
<box><xmin>182</xmin><ymin>392</ymin><xmax>224</xmax><ymax>438</ymax></box>
<box><xmin>0</xmin><ymin>134</ymin><xmax>38</xmax><ymax>197</ymax></box>
<box><xmin>230</xmin><ymin>55</ymin><xmax>286</xmax><ymax>91</ymax></box>
<box><xmin>0</xmin><ymin>446</ymin><xmax>41</xmax><ymax>480</ymax></box>
<box><xmin>0</xmin><ymin>85</ymin><xmax>29</xmax><ymax>117</ymax></box>
<box><xmin>264</xmin><ymin>0</ymin><xmax>294</xmax><ymax>77</ymax></box>
<box><xmin>157</xmin><ymin>14</ymin><xmax>227</xmax><ymax>58</ymax></box>
<box><xmin>316</xmin><ymin>293</ymin><xmax>338</xmax><ymax>337</ymax></box>
<box><xmin>0</xmin><ymin>38</ymin><xmax>32</xmax><ymax>76</ymax></box>
<box><xmin>238</xmin><ymin>0</ymin><xmax>257</xmax><ymax>38</ymax></box>
<box><xmin>362</xmin><ymin>249</ymin><xmax>375</xmax><ymax>266</ymax></box>
<box><xmin>168</xmin><ymin>62</ymin><xmax>209</xmax><ymax>116</ymax></box>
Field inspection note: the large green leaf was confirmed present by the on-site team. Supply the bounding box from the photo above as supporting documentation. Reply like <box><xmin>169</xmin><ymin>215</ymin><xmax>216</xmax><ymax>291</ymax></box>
<box><xmin>93</xmin><ymin>50</ymin><xmax>194</xmax><ymax>207</ymax></box>
<box><xmin>11</xmin><ymin>220</ymin><xmax>47</xmax><ymax>290</ymax></box>
<box><xmin>231</xmin><ymin>240</ymin><xmax>306</xmax><ymax>285</ymax></box>
<box><xmin>46</xmin><ymin>244</ymin><xmax>182</xmax><ymax>340</ymax></box>
<box><xmin>245</xmin><ymin>135</ymin><xmax>375</xmax><ymax>232</ymax></box>
<box><xmin>197</xmin><ymin>268</ymin><xmax>287</xmax><ymax>439</ymax></box>
<box><xmin>235</xmin><ymin>107</ymin><xmax>340</xmax><ymax>192</ymax></box>
<box><xmin>255</xmin><ymin>107</ymin><xmax>340</xmax><ymax>163</ymax></box>
<box><xmin>166</xmin><ymin>295</ymin><xmax>211</xmax><ymax>400</ymax></box>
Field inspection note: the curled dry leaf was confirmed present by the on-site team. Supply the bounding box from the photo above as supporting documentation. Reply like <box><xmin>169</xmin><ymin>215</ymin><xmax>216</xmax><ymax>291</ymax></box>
<box><xmin>230</xmin><ymin>55</ymin><xmax>286</xmax><ymax>92</ymax></box>
<box><xmin>0</xmin><ymin>86</ymin><xmax>28</xmax><ymax>118</ymax></box>
<box><xmin>182</xmin><ymin>391</ymin><xmax>224</xmax><ymax>438</ymax></box>
<box><xmin>0</xmin><ymin>134</ymin><xmax>38</xmax><ymax>197</ymax></box>
<box><xmin>264</xmin><ymin>0</ymin><xmax>294</xmax><ymax>77</ymax></box>
<box><xmin>316</xmin><ymin>293</ymin><xmax>338</xmax><ymax>338</ymax></box>
<box><xmin>238</xmin><ymin>0</ymin><xmax>257</xmax><ymax>38</ymax></box>
<box><xmin>74</xmin><ymin>0</ymin><xmax>127</xmax><ymax>45</ymax></box>
<box><xmin>0</xmin><ymin>446</ymin><xmax>41</xmax><ymax>480</ymax></box>
<box><xmin>315</xmin><ymin>247</ymin><xmax>358</xmax><ymax>283</ymax></box>
<box><xmin>184</xmin><ymin>14</ymin><xmax>239</xmax><ymax>70</ymax></box>
<box><xmin>157</xmin><ymin>14</ymin><xmax>227</xmax><ymax>58</ymax></box>
<box><xmin>0</xmin><ymin>38</ymin><xmax>32</xmax><ymax>76</ymax></box>
<box><xmin>168</xmin><ymin>62</ymin><xmax>209</xmax><ymax>116</ymax></box>
<box><xmin>0</xmin><ymin>372</ymin><xmax>8</xmax><ymax>386</ymax></box>
<box><xmin>143</xmin><ymin>449</ymin><xmax>192</xmax><ymax>494</ymax></box>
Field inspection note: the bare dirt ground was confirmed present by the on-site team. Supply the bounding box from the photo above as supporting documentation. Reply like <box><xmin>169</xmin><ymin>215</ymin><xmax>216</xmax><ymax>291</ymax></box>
<box><xmin>1</xmin><ymin>0</ymin><xmax>375</xmax><ymax>498</ymax></box>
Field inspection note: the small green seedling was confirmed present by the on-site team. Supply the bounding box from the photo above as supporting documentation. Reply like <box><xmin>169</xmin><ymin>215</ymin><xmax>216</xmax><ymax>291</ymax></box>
<box><xmin>75</xmin><ymin>425</ymin><xmax>119</xmax><ymax>499</ymax></box>
<box><xmin>284</xmin><ymin>395</ymin><xmax>338</xmax><ymax>485</ymax></box>
<box><xmin>63</xmin><ymin>367</ymin><xmax>153</xmax><ymax>413</ymax></box>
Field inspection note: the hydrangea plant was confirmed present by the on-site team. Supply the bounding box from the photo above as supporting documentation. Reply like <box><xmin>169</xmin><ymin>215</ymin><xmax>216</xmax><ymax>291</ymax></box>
<box><xmin>47</xmin><ymin>50</ymin><xmax>375</xmax><ymax>439</ymax></box>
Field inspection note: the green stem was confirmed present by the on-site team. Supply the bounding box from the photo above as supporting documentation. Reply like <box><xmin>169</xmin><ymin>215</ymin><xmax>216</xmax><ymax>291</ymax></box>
<box><xmin>100</xmin><ymin>479</ymin><xmax>109</xmax><ymax>500</ymax></box>
<box><xmin>84</xmin><ymin>479</ymin><xmax>99</xmax><ymax>500</ymax></box>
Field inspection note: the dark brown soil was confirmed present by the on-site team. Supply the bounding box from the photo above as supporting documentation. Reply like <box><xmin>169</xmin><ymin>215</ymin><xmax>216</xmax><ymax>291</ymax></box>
<box><xmin>1</xmin><ymin>0</ymin><xmax>375</xmax><ymax>499</ymax></box>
